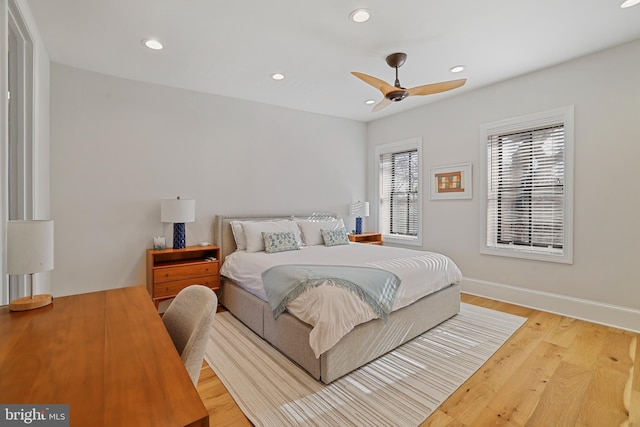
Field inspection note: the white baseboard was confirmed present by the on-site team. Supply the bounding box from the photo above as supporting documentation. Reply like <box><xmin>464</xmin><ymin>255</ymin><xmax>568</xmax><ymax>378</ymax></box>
<box><xmin>462</xmin><ymin>277</ymin><xmax>640</xmax><ymax>333</ymax></box>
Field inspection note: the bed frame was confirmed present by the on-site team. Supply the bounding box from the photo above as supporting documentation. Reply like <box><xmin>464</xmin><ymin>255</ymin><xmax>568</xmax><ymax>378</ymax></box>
<box><xmin>214</xmin><ymin>214</ymin><xmax>461</xmax><ymax>384</ymax></box>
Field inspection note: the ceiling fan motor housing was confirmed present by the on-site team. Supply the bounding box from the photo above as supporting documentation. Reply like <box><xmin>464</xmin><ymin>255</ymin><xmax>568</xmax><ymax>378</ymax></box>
<box><xmin>387</xmin><ymin>89</ymin><xmax>409</xmax><ymax>102</ymax></box>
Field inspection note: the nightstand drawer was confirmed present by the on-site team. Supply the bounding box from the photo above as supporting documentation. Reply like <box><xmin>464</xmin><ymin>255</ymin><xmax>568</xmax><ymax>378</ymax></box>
<box><xmin>153</xmin><ymin>262</ymin><xmax>218</xmax><ymax>283</ymax></box>
<box><xmin>153</xmin><ymin>275</ymin><xmax>220</xmax><ymax>298</ymax></box>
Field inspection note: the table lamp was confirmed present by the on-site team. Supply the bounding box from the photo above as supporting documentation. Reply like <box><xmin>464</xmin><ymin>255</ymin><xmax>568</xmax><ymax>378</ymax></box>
<box><xmin>350</xmin><ymin>201</ymin><xmax>370</xmax><ymax>235</ymax></box>
<box><xmin>7</xmin><ymin>220</ymin><xmax>54</xmax><ymax>311</ymax></box>
<box><xmin>161</xmin><ymin>196</ymin><xmax>195</xmax><ymax>249</ymax></box>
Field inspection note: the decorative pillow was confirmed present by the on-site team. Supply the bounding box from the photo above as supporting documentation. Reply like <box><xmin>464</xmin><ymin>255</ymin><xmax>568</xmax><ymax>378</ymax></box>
<box><xmin>321</xmin><ymin>227</ymin><xmax>350</xmax><ymax>247</ymax></box>
<box><xmin>262</xmin><ymin>231</ymin><xmax>300</xmax><ymax>254</ymax></box>
<box><xmin>297</xmin><ymin>219</ymin><xmax>345</xmax><ymax>246</ymax></box>
<box><xmin>242</xmin><ymin>220</ymin><xmax>302</xmax><ymax>253</ymax></box>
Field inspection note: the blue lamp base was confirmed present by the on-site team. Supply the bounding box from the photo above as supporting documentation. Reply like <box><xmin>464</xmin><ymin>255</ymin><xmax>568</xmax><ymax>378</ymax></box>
<box><xmin>173</xmin><ymin>222</ymin><xmax>186</xmax><ymax>249</ymax></box>
<box><xmin>355</xmin><ymin>217</ymin><xmax>363</xmax><ymax>235</ymax></box>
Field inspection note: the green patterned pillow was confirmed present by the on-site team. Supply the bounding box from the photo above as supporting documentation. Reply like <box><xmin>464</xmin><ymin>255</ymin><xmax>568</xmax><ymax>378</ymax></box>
<box><xmin>321</xmin><ymin>228</ymin><xmax>350</xmax><ymax>247</ymax></box>
<box><xmin>262</xmin><ymin>231</ymin><xmax>300</xmax><ymax>253</ymax></box>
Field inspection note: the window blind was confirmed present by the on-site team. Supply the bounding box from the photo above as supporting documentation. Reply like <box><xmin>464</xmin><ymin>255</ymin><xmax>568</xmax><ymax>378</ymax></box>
<box><xmin>380</xmin><ymin>149</ymin><xmax>419</xmax><ymax>237</ymax></box>
<box><xmin>487</xmin><ymin>124</ymin><xmax>565</xmax><ymax>253</ymax></box>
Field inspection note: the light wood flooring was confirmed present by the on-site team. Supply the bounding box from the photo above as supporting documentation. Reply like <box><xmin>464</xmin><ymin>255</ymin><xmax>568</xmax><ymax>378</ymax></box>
<box><xmin>196</xmin><ymin>294</ymin><xmax>640</xmax><ymax>426</ymax></box>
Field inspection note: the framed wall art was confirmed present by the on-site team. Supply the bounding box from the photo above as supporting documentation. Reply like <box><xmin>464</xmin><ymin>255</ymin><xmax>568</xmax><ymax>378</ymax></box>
<box><xmin>429</xmin><ymin>163</ymin><xmax>472</xmax><ymax>200</ymax></box>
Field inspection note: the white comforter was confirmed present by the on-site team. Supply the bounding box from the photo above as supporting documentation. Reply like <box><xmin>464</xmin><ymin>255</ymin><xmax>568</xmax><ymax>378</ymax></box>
<box><xmin>220</xmin><ymin>243</ymin><xmax>462</xmax><ymax>357</ymax></box>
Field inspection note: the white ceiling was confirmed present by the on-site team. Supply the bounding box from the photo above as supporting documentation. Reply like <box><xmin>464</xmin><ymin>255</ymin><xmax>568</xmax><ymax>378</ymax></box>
<box><xmin>25</xmin><ymin>0</ymin><xmax>640</xmax><ymax>122</ymax></box>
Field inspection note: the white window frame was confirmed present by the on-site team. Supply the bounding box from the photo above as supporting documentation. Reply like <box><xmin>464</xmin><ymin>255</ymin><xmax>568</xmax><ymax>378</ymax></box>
<box><xmin>1</xmin><ymin>0</ymin><xmax>36</xmax><ymax>305</ymax></box>
<box><xmin>375</xmin><ymin>137</ymin><xmax>423</xmax><ymax>247</ymax></box>
<box><xmin>480</xmin><ymin>106</ymin><xmax>574</xmax><ymax>263</ymax></box>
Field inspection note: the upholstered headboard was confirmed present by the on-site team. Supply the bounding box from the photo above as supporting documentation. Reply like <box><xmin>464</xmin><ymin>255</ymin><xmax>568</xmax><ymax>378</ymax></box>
<box><xmin>214</xmin><ymin>213</ymin><xmax>337</xmax><ymax>263</ymax></box>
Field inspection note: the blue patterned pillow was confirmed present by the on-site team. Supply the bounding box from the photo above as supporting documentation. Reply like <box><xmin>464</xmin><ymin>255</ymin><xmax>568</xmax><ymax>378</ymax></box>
<box><xmin>321</xmin><ymin>228</ymin><xmax>350</xmax><ymax>247</ymax></box>
<box><xmin>262</xmin><ymin>231</ymin><xmax>300</xmax><ymax>253</ymax></box>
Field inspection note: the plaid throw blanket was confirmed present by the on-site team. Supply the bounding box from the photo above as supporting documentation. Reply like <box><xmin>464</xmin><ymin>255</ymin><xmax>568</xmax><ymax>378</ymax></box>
<box><xmin>262</xmin><ymin>264</ymin><xmax>401</xmax><ymax>321</ymax></box>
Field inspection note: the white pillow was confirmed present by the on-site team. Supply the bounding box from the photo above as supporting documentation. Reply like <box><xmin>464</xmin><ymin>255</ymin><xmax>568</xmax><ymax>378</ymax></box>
<box><xmin>230</xmin><ymin>219</ymin><xmax>297</xmax><ymax>251</ymax></box>
<box><xmin>230</xmin><ymin>220</ymin><xmax>247</xmax><ymax>250</ymax></box>
<box><xmin>241</xmin><ymin>220</ymin><xmax>302</xmax><ymax>253</ymax></box>
<box><xmin>296</xmin><ymin>219</ymin><xmax>345</xmax><ymax>246</ymax></box>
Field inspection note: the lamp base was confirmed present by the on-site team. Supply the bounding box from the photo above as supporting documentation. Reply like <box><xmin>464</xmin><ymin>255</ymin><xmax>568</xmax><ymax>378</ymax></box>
<box><xmin>9</xmin><ymin>294</ymin><xmax>53</xmax><ymax>312</ymax></box>
<box><xmin>173</xmin><ymin>222</ymin><xmax>186</xmax><ymax>249</ymax></box>
<box><xmin>355</xmin><ymin>217</ymin><xmax>363</xmax><ymax>235</ymax></box>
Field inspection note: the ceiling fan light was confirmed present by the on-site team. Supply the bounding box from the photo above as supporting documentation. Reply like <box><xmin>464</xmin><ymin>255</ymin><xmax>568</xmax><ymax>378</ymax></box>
<box><xmin>142</xmin><ymin>38</ymin><xmax>163</xmax><ymax>50</ymax></box>
<box><xmin>349</xmin><ymin>9</ymin><xmax>371</xmax><ymax>23</ymax></box>
<box><xmin>271</xmin><ymin>73</ymin><xmax>285</xmax><ymax>80</ymax></box>
<box><xmin>620</xmin><ymin>0</ymin><xmax>640</xmax><ymax>7</ymax></box>
<box><xmin>450</xmin><ymin>65</ymin><xmax>465</xmax><ymax>73</ymax></box>
<box><xmin>364</xmin><ymin>99</ymin><xmax>376</xmax><ymax>105</ymax></box>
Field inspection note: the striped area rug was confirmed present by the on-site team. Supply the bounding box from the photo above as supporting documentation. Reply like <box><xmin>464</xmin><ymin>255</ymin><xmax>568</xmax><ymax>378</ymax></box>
<box><xmin>205</xmin><ymin>303</ymin><xmax>526</xmax><ymax>427</ymax></box>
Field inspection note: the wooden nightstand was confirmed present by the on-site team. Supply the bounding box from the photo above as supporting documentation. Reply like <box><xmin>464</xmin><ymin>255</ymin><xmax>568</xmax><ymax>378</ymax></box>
<box><xmin>146</xmin><ymin>245</ymin><xmax>220</xmax><ymax>308</ymax></box>
<box><xmin>348</xmin><ymin>232</ymin><xmax>383</xmax><ymax>245</ymax></box>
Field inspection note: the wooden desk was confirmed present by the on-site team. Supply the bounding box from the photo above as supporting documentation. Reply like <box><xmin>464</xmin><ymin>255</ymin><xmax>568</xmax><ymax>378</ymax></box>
<box><xmin>0</xmin><ymin>286</ymin><xmax>209</xmax><ymax>427</ymax></box>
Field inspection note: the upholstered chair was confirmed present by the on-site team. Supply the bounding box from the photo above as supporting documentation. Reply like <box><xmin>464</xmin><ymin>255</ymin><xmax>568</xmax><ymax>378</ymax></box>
<box><xmin>162</xmin><ymin>285</ymin><xmax>218</xmax><ymax>385</ymax></box>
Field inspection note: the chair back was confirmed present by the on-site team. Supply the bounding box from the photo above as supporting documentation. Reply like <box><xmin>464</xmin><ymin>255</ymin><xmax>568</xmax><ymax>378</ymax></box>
<box><xmin>162</xmin><ymin>285</ymin><xmax>217</xmax><ymax>385</ymax></box>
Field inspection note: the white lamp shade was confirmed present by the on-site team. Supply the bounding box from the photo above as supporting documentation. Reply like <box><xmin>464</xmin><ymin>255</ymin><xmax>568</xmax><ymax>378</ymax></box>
<box><xmin>7</xmin><ymin>220</ymin><xmax>54</xmax><ymax>275</ymax></box>
<box><xmin>350</xmin><ymin>201</ymin><xmax>370</xmax><ymax>216</ymax></box>
<box><xmin>161</xmin><ymin>198</ymin><xmax>195</xmax><ymax>223</ymax></box>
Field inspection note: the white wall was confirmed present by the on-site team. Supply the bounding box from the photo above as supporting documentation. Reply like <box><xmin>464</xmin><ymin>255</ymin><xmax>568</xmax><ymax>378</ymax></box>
<box><xmin>50</xmin><ymin>63</ymin><xmax>366</xmax><ymax>297</ymax></box>
<box><xmin>367</xmin><ymin>39</ymin><xmax>640</xmax><ymax>331</ymax></box>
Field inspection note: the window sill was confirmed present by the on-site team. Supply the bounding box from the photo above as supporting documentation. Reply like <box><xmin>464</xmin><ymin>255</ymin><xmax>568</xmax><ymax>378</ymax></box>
<box><xmin>383</xmin><ymin>234</ymin><xmax>422</xmax><ymax>247</ymax></box>
<box><xmin>481</xmin><ymin>245</ymin><xmax>572</xmax><ymax>264</ymax></box>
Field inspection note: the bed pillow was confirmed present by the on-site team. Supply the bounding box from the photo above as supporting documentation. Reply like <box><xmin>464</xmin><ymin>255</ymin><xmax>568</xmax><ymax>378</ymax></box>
<box><xmin>242</xmin><ymin>220</ymin><xmax>302</xmax><ymax>253</ymax></box>
<box><xmin>230</xmin><ymin>220</ymin><xmax>247</xmax><ymax>250</ymax></box>
<box><xmin>230</xmin><ymin>219</ymin><xmax>290</xmax><ymax>251</ymax></box>
<box><xmin>262</xmin><ymin>231</ymin><xmax>300</xmax><ymax>254</ymax></box>
<box><xmin>231</xmin><ymin>220</ymin><xmax>281</xmax><ymax>251</ymax></box>
<box><xmin>296</xmin><ymin>219</ymin><xmax>345</xmax><ymax>246</ymax></box>
<box><xmin>321</xmin><ymin>228</ymin><xmax>350</xmax><ymax>247</ymax></box>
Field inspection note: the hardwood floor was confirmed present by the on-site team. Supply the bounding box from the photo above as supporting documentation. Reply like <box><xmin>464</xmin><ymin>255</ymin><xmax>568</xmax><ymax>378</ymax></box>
<box><xmin>197</xmin><ymin>294</ymin><xmax>639</xmax><ymax>426</ymax></box>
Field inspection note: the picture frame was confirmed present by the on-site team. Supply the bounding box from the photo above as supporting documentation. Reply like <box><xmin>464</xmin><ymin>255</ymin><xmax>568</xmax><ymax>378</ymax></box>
<box><xmin>429</xmin><ymin>163</ymin><xmax>472</xmax><ymax>200</ymax></box>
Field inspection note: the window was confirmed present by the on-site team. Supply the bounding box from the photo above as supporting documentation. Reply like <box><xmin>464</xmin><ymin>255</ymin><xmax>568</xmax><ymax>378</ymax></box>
<box><xmin>480</xmin><ymin>107</ymin><xmax>574</xmax><ymax>263</ymax></box>
<box><xmin>376</xmin><ymin>137</ymin><xmax>422</xmax><ymax>246</ymax></box>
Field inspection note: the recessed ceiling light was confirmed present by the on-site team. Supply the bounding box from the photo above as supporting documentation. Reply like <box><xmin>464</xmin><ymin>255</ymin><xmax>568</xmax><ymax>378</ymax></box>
<box><xmin>621</xmin><ymin>0</ymin><xmax>640</xmax><ymax>7</ymax></box>
<box><xmin>364</xmin><ymin>99</ymin><xmax>376</xmax><ymax>105</ymax></box>
<box><xmin>349</xmin><ymin>9</ymin><xmax>371</xmax><ymax>23</ymax></box>
<box><xmin>271</xmin><ymin>73</ymin><xmax>285</xmax><ymax>80</ymax></box>
<box><xmin>142</xmin><ymin>39</ymin><xmax>163</xmax><ymax>50</ymax></box>
<box><xmin>450</xmin><ymin>65</ymin><xmax>465</xmax><ymax>73</ymax></box>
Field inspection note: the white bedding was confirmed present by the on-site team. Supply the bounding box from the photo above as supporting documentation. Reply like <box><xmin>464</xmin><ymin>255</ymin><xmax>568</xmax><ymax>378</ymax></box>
<box><xmin>220</xmin><ymin>243</ymin><xmax>462</xmax><ymax>357</ymax></box>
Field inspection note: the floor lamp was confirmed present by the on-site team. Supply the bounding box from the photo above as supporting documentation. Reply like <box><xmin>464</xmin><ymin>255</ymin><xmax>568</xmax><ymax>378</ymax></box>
<box><xmin>7</xmin><ymin>220</ymin><xmax>54</xmax><ymax>311</ymax></box>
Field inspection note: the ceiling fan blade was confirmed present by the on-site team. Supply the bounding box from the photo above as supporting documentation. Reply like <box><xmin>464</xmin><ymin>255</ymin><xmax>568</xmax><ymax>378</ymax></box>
<box><xmin>351</xmin><ymin>72</ymin><xmax>396</xmax><ymax>95</ymax></box>
<box><xmin>407</xmin><ymin>79</ymin><xmax>467</xmax><ymax>97</ymax></box>
<box><xmin>372</xmin><ymin>98</ymin><xmax>392</xmax><ymax>112</ymax></box>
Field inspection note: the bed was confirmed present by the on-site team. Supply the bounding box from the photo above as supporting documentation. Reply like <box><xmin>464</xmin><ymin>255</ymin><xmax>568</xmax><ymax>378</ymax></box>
<box><xmin>214</xmin><ymin>214</ymin><xmax>462</xmax><ymax>384</ymax></box>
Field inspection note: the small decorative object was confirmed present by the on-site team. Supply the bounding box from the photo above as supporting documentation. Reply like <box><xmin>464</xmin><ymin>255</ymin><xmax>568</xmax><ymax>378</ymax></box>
<box><xmin>430</xmin><ymin>163</ymin><xmax>472</xmax><ymax>200</ymax></box>
<box><xmin>350</xmin><ymin>200</ymin><xmax>370</xmax><ymax>235</ymax></box>
<box><xmin>153</xmin><ymin>236</ymin><xmax>166</xmax><ymax>250</ymax></box>
<box><xmin>161</xmin><ymin>196</ymin><xmax>195</xmax><ymax>249</ymax></box>
<box><xmin>7</xmin><ymin>220</ymin><xmax>54</xmax><ymax>311</ymax></box>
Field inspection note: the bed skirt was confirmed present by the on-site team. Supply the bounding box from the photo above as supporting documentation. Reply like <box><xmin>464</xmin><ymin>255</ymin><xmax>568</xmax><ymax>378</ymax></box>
<box><xmin>219</xmin><ymin>277</ymin><xmax>461</xmax><ymax>384</ymax></box>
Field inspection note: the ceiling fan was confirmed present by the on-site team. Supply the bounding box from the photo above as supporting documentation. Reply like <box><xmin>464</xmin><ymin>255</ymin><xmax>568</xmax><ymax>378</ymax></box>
<box><xmin>352</xmin><ymin>52</ymin><xmax>467</xmax><ymax>112</ymax></box>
